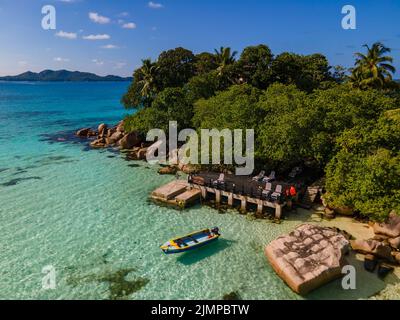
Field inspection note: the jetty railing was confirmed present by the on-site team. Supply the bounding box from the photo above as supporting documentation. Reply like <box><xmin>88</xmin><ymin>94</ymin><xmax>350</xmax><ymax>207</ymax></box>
<box><xmin>189</xmin><ymin>173</ymin><xmax>288</xmax><ymax>219</ymax></box>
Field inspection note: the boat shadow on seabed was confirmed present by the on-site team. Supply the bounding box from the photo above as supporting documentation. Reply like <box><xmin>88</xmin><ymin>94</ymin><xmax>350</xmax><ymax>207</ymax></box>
<box><xmin>176</xmin><ymin>239</ymin><xmax>235</xmax><ymax>266</ymax></box>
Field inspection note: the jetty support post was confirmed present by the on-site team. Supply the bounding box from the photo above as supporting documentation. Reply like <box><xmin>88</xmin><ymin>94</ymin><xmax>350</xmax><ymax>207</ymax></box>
<box><xmin>275</xmin><ymin>204</ymin><xmax>283</xmax><ymax>220</ymax></box>
<box><xmin>215</xmin><ymin>189</ymin><xmax>221</xmax><ymax>204</ymax></box>
<box><xmin>256</xmin><ymin>200</ymin><xmax>264</xmax><ymax>215</ymax></box>
<box><xmin>200</xmin><ymin>186</ymin><xmax>207</xmax><ymax>199</ymax></box>
<box><xmin>240</xmin><ymin>196</ymin><xmax>247</xmax><ymax>212</ymax></box>
<box><xmin>227</xmin><ymin>193</ymin><xmax>234</xmax><ymax>206</ymax></box>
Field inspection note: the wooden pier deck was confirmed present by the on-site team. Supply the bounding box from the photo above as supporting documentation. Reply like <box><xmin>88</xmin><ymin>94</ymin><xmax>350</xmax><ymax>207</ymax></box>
<box><xmin>175</xmin><ymin>189</ymin><xmax>202</xmax><ymax>207</ymax></box>
<box><xmin>151</xmin><ymin>180</ymin><xmax>201</xmax><ymax>208</ymax></box>
<box><xmin>151</xmin><ymin>172</ymin><xmax>292</xmax><ymax>219</ymax></box>
<box><xmin>152</xmin><ymin>180</ymin><xmax>188</xmax><ymax>201</ymax></box>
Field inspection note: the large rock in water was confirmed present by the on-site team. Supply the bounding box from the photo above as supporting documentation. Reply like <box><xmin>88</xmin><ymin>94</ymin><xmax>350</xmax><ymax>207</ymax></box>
<box><xmin>98</xmin><ymin>123</ymin><xmax>107</xmax><ymax>137</ymax></box>
<box><xmin>350</xmin><ymin>239</ymin><xmax>393</xmax><ymax>261</ymax></box>
<box><xmin>158</xmin><ymin>166</ymin><xmax>178</xmax><ymax>175</ymax></box>
<box><xmin>373</xmin><ymin>211</ymin><xmax>400</xmax><ymax>238</ymax></box>
<box><xmin>265</xmin><ymin>224</ymin><xmax>350</xmax><ymax>295</ymax></box>
<box><xmin>76</xmin><ymin>128</ymin><xmax>96</xmax><ymax>137</ymax></box>
<box><xmin>137</xmin><ymin>148</ymin><xmax>148</xmax><ymax>160</ymax></box>
<box><xmin>118</xmin><ymin>131</ymin><xmax>141</xmax><ymax>149</ymax></box>
<box><xmin>116</xmin><ymin>120</ymin><xmax>125</xmax><ymax>133</ymax></box>
<box><xmin>90</xmin><ymin>137</ymin><xmax>106</xmax><ymax>148</ymax></box>
<box><xmin>106</xmin><ymin>131</ymin><xmax>124</xmax><ymax>145</ymax></box>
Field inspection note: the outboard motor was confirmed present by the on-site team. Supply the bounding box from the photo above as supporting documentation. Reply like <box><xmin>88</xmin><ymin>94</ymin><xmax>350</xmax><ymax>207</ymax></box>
<box><xmin>211</xmin><ymin>227</ymin><xmax>220</xmax><ymax>236</ymax></box>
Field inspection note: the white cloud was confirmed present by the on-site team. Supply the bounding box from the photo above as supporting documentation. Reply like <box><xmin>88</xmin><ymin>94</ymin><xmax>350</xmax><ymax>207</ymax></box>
<box><xmin>101</xmin><ymin>44</ymin><xmax>118</xmax><ymax>49</ymax></box>
<box><xmin>114</xmin><ymin>62</ymin><xmax>127</xmax><ymax>69</ymax></box>
<box><xmin>118</xmin><ymin>12</ymin><xmax>129</xmax><ymax>17</ymax></box>
<box><xmin>92</xmin><ymin>59</ymin><xmax>104</xmax><ymax>66</ymax></box>
<box><xmin>89</xmin><ymin>12</ymin><xmax>111</xmax><ymax>24</ymax></box>
<box><xmin>122</xmin><ymin>22</ymin><xmax>136</xmax><ymax>29</ymax></box>
<box><xmin>83</xmin><ymin>34</ymin><xmax>110</xmax><ymax>40</ymax></box>
<box><xmin>55</xmin><ymin>30</ymin><xmax>77</xmax><ymax>40</ymax></box>
<box><xmin>54</xmin><ymin>57</ymin><xmax>70</xmax><ymax>62</ymax></box>
<box><xmin>148</xmin><ymin>1</ymin><xmax>163</xmax><ymax>9</ymax></box>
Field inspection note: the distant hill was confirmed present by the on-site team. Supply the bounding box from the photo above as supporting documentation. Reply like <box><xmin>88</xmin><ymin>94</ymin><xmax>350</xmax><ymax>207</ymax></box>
<box><xmin>0</xmin><ymin>70</ymin><xmax>132</xmax><ymax>82</ymax></box>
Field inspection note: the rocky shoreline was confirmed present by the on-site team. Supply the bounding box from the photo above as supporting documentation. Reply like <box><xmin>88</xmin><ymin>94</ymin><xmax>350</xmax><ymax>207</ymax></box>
<box><xmin>76</xmin><ymin>121</ymin><xmax>198</xmax><ymax>174</ymax></box>
<box><xmin>351</xmin><ymin>211</ymin><xmax>400</xmax><ymax>265</ymax></box>
<box><xmin>76</xmin><ymin>121</ymin><xmax>148</xmax><ymax>160</ymax></box>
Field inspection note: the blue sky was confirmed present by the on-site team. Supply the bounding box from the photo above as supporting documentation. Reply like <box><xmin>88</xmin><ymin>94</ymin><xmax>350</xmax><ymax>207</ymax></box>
<box><xmin>0</xmin><ymin>0</ymin><xmax>399</xmax><ymax>77</ymax></box>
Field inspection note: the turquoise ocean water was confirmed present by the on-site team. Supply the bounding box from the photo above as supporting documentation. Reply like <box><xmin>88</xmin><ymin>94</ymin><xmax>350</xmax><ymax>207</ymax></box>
<box><xmin>0</xmin><ymin>81</ymin><xmax>380</xmax><ymax>300</ymax></box>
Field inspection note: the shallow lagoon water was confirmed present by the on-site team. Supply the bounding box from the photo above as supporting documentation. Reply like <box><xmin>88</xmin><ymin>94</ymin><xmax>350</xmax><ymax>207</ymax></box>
<box><xmin>0</xmin><ymin>82</ymin><xmax>395</xmax><ymax>300</ymax></box>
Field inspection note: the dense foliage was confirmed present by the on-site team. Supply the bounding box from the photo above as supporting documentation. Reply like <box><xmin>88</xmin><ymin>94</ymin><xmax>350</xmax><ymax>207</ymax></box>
<box><xmin>122</xmin><ymin>42</ymin><xmax>399</xmax><ymax>220</ymax></box>
<box><xmin>325</xmin><ymin>109</ymin><xmax>400</xmax><ymax>220</ymax></box>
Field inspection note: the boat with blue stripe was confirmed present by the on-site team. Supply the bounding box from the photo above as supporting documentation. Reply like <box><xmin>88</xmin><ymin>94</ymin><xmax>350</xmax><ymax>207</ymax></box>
<box><xmin>160</xmin><ymin>227</ymin><xmax>221</xmax><ymax>254</ymax></box>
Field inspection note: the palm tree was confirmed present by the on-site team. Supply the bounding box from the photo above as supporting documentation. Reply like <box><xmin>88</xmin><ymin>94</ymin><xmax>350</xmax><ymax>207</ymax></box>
<box><xmin>351</xmin><ymin>42</ymin><xmax>396</xmax><ymax>89</ymax></box>
<box><xmin>214</xmin><ymin>47</ymin><xmax>237</xmax><ymax>76</ymax></box>
<box><xmin>138</xmin><ymin>59</ymin><xmax>159</xmax><ymax>100</ymax></box>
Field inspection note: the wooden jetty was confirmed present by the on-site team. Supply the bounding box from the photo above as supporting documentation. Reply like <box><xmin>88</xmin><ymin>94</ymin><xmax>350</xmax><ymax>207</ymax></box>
<box><xmin>151</xmin><ymin>173</ymin><xmax>287</xmax><ymax>219</ymax></box>
<box><xmin>151</xmin><ymin>180</ymin><xmax>202</xmax><ymax>208</ymax></box>
<box><xmin>191</xmin><ymin>184</ymin><xmax>286</xmax><ymax>219</ymax></box>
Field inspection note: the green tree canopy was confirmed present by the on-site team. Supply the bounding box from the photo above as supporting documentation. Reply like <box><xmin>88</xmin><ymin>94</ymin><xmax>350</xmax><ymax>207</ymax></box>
<box><xmin>271</xmin><ymin>52</ymin><xmax>332</xmax><ymax>92</ymax></box>
<box><xmin>256</xmin><ymin>83</ymin><xmax>316</xmax><ymax>170</ymax></box>
<box><xmin>325</xmin><ymin>109</ymin><xmax>400</xmax><ymax>220</ymax></box>
<box><xmin>184</xmin><ymin>71</ymin><xmax>222</xmax><ymax>103</ymax></box>
<box><xmin>124</xmin><ymin>87</ymin><xmax>193</xmax><ymax>134</ymax></box>
<box><xmin>193</xmin><ymin>84</ymin><xmax>262</xmax><ymax>130</ymax></box>
<box><xmin>237</xmin><ymin>44</ymin><xmax>273</xmax><ymax>89</ymax></box>
<box><xmin>156</xmin><ymin>47</ymin><xmax>196</xmax><ymax>89</ymax></box>
<box><xmin>194</xmin><ymin>52</ymin><xmax>219</xmax><ymax>75</ymax></box>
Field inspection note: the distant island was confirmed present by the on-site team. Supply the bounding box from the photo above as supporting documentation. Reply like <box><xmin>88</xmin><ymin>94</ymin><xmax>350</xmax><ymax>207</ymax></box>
<box><xmin>0</xmin><ymin>70</ymin><xmax>132</xmax><ymax>82</ymax></box>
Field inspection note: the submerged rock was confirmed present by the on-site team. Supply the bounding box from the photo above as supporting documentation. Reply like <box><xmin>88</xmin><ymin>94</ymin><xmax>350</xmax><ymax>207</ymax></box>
<box><xmin>364</xmin><ymin>254</ymin><xmax>378</xmax><ymax>272</ymax></box>
<box><xmin>377</xmin><ymin>263</ymin><xmax>394</xmax><ymax>279</ymax></box>
<box><xmin>90</xmin><ymin>137</ymin><xmax>106</xmax><ymax>148</ymax></box>
<box><xmin>158</xmin><ymin>166</ymin><xmax>178</xmax><ymax>175</ymax></box>
<box><xmin>222</xmin><ymin>291</ymin><xmax>241</xmax><ymax>300</ymax></box>
<box><xmin>137</xmin><ymin>148</ymin><xmax>148</xmax><ymax>160</ymax></box>
<box><xmin>181</xmin><ymin>164</ymin><xmax>198</xmax><ymax>174</ymax></box>
<box><xmin>265</xmin><ymin>224</ymin><xmax>350</xmax><ymax>295</ymax></box>
<box><xmin>76</xmin><ymin>128</ymin><xmax>96</xmax><ymax>137</ymax></box>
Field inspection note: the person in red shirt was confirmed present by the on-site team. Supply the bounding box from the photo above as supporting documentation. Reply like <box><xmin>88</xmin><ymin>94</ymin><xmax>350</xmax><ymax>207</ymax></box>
<box><xmin>290</xmin><ymin>186</ymin><xmax>297</xmax><ymax>197</ymax></box>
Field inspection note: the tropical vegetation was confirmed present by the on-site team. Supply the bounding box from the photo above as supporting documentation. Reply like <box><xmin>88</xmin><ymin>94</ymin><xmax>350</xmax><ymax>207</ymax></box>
<box><xmin>122</xmin><ymin>42</ymin><xmax>399</xmax><ymax>220</ymax></box>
